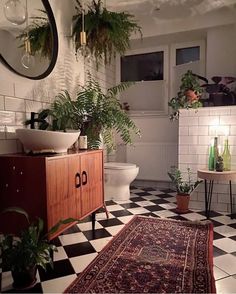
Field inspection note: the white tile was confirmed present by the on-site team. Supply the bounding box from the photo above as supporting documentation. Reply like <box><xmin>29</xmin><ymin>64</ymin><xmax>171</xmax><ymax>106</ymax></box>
<box><xmin>1</xmin><ymin>271</ymin><xmax>13</xmax><ymax>292</ymax></box>
<box><xmin>90</xmin><ymin>237</ymin><xmax>113</xmax><ymax>252</ymax></box>
<box><xmin>179</xmin><ymin>135</ymin><xmax>198</xmax><ymax>145</ymax></box>
<box><xmin>198</xmin><ymin>116</ymin><xmax>219</xmax><ymax>126</ymax></box>
<box><xmin>105</xmin><ymin>224</ymin><xmax>125</xmax><ymax>236</ymax></box>
<box><xmin>213</xmin><ymin>238</ymin><xmax>236</xmax><ymax>253</ymax></box>
<box><xmin>127</xmin><ymin>207</ymin><xmax>150</xmax><ymax>214</ymax></box>
<box><xmin>14</xmin><ymin>82</ymin><xmax>35</xmax><ymax>99</ymax></box>
<box><xmin>6</xmin><ymin>126</ymin><xmax>18</xmax><ymax>139</ymax></box>
<box><xmin>164</xmin><ymin>196</ymin><xmax>177</xmax><ymax>202</ymax></box>
<box><xmin>59</xmin><ymin>232</ymin><xmax>87</xmax><ymax>246</ymax></box>
<box><xmin>77</xmin><ymin>221</ymin><xmax>103</xmax><ymax>231</ymax></box>
<box><xmin>0</xmin><ymin>95</ymin><xmax>4</xmax><ymax>110</ymax></box>
<box><xmin>96</xmin><ymin>212</ymin><xmax>115</xmax><ymax>220</ymax></box>
<box><xmin>158</xmin><ymin>203</ymin><xmax>176</xmax><ymax>209</ymax></box>
<box><xmin>209</xmin><ymin>125</ymin><xmax>229</xmax><ymax>136</ymax></box>
<box><xmin>15</xmin><ymin>112</ymin><xmax>26</xmax><ymax>126</ymax></box>
<box><xmin>117</xmin><ymin>215</ymin><xmax>134</xmax><ymax>224</ymax></box>
<box><xmin>179</xmin><ymin>145</ymin><xmax>189</xmax><ymax>155</ymax></box>
<box><xmin>135</xmin><ymin>200</ymin><xmax>156</xmax><ymax>207</ymax></box>
<box><xmin>0</xmin><ymin>80</ymin><xmax>14</xmax><ymax>96</ymax></box>
<box><xmin>216</xmin><ymin>276</ymin><xmax>236</xmax><ymax>294</ymax></box>
<box><xmin>182</xmin><ymin>212</ymin><xmax>206</xmax><ymax>221</ymax></box>
<box><xmin>114</xmin><ymin>199</ymin><xmax>132</xmax><ymax>204</ymax></box>
<box><xmin>0</xmin><ymin>126</ymin><xmax>6</xmax><ymax>139</ymax></box>
<box><xmin>198</xmin><ymin>135</ymin><xmax>212</xmax><ymax>145</ymax></box>
<box><xmin>211</xmin><ymin>215</ymin><xmax>236</xmax><ymax>225</ymax></box>
<box><xmin>41</xmin><ymin>274</ymin><xmax>77</xmax><ymax>293</ymax></box>
<box><xmin>189</xmin><ymin>126</ymin><xmax>208</xmax><ymax>136</ymax></box>
<box><xmin>179</xmin><ymin>154</ymin><xmax>198</xmax><ymax>164</ymax></box>
<box><xmin>25</xmin><ymin>100</ymin><xmax>42</xmax><ymax>113</ymax></box>
<box><xmin>179</xmin><ymin>116</ymin><xmax>198</xmax><ymax>126</ymax></box>
<box><xmin>153</xmin><ymin>210</ymin><xmax>177</xmax><ymax>218</ymax></box>
<box><xmin>213</xmin><ymin>266</ymin><xmax>229</xmax><ymax>280</ymax></box>
<box><xmin>179</xmin><ymin>126</ymin><xmax>188</xmax><ymax>135</ymax></box>
<box><xmin>220</xmin><ymin>116</ymin><xmax>236</xmax><ymax>125</ymax></box>
<box><xmin>107</xmin><ymin>205</ymin><xmax>126</xmax><ymax>212</ymax></box>
<box><xmin>214</xmin><ymin>225</ymin><xmax>236</xmax><ymax>237</ymax></box>
<box><xmin>53</xmin><ymin>246</ymin><xmax>68</xmax><ymax>261</ymax></box>
<box><xmin>5</xmin><ymin>97</ymin><xmax>25</xmax><ymax>112</ymax></box>
<box><xmin>0</xmin><ymin>111</ymin><xmax>15</xmax><ymax>125</ymax></box>
<box><xmin>69</xmin><ymin>253</ymin><xmax>98</xmax><ymax>273</ymax></box>
<box><xmin>214</xmin><ymin>254</ymin><xmax>236</xmax><ymax>275</ymax></box>
<box><xmin>210</xmin><ymin>107</ymin><xmax>231</xmax><ymax>116</ymax></box>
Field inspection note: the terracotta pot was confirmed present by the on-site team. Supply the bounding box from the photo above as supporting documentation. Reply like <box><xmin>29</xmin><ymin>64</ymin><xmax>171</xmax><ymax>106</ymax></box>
<box><xmin>176</xmin><ymin>194</ymin><xmax>190</xmax><ymax>214</ymax></box>
<box><xmin>12</xmin><ymin>265</ymin><xmax>37</xmax><ymax>290</ymax></box>
<box><xmin>185</xmin><ymin>89</ymin><xmax>198</xmax><ymax>102</ymax></box>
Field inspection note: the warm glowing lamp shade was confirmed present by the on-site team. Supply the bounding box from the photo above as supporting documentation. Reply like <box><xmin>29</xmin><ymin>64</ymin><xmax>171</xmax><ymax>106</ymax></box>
<box><xmin>4</xmin><ymin>0</ymin><xmax>27</xmax><ymax>25</ymax></box>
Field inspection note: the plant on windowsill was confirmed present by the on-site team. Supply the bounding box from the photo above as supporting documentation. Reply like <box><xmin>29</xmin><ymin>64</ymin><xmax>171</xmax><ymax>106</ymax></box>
<box><xmin>72</xmin><ymin>0</ymin><xmax>142</xmax><ymax>67</ymax></box>
<box><xmin>168</xmin><ymin>167</ymin><xmax>202</xmax><ymax>213</ymax></box>
<box><xmin>168</xmin><ymin>70</ymin><xmax>203</xmax><ymax>120</ymax></box>
<box><xmin>0</xmin><ymin>207</ymin><xmax>77</xmax><ymax>290</ymax></box>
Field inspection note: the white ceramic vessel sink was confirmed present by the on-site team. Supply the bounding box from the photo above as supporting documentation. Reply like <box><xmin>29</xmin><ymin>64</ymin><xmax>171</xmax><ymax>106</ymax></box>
<box><xmin>16</xmin><ymin>129</ymin><xmax>80</xmax><ymax>153</ymax></box>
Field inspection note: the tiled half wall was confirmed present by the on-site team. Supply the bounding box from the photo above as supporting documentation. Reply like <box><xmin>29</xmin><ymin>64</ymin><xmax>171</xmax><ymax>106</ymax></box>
<box><xmin>178</xmin><ymin>106</ymin><xmax>236</xmax><ymax>213</ymax></box>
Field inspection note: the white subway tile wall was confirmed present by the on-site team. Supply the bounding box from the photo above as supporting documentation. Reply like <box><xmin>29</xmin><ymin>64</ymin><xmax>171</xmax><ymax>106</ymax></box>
<box><xmin>179</xmin><ymin>107</ymin><xmax>236</xmax><ymax>213</ymax></box>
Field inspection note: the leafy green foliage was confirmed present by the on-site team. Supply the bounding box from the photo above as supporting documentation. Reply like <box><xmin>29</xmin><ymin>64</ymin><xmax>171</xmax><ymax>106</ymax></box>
<box><xmin>18</xmin><ymin>10</ymin><xmax>52</xmax><ymax>59</ymax></box>
<box><xmin>73</xmin><ymin>0</ymin><xmax>142</xmax><ymax>66</ymax></box>
<box><xmin>0</xmin><ymin>207</ymin><xmax>78</xmax><ymax>273</ymax></box>
<box><xmin>168</xmin><ymin>70</ymin><xmax>203</xmax><ymax>120</ymax></box>
<box><xmin>168</xmin><ymin>167</ymin><xmax>202</xmax><ymax>195</ymax></box>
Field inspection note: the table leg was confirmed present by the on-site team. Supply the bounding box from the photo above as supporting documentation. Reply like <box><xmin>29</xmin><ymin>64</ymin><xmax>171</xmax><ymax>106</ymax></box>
<box><xmin>92</xmin><ymin>211</ymin><xmax>96</xmax><ymax>231</ymax></box>
<box><xmin>205</xmin><ymin>179</ymin><xmax>214</xmax><ymax>219</ymax></box>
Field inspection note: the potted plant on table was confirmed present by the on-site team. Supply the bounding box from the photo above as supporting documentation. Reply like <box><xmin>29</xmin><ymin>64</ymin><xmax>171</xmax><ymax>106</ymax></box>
<box><xmin>168</xmin><ymin>70</ymin><xmax>203</xmax><ymax>120</ymax></box>
<box><xmin>0</xmin><ymin>207</ymin><xmax>76</xmax><ymax>290</ymax></box>
<box><xmin>168</xmin><ymin>167</ymin><xmax>202</xmax><ymax>213</ymax></box>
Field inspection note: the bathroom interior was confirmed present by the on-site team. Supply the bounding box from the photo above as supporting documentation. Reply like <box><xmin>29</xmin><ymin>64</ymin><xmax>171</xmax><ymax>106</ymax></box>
<box><xmin>0</xmin><ymin>0</ymin><xmax>236</xmax><ymax>293</ymax></box>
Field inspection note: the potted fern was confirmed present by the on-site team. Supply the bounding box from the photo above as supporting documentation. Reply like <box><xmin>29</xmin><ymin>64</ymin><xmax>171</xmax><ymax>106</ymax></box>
<box><xmin>72</xmin><ymin>0</ymin><xmax>142</xmax><ymax>66</ymax></box>
<box><xmin>35</xmin><ymin>76</ymin><xmax>140</xmax><ymax>153</ymax></box>
<box><xmin>168</xmin><ymin>70</ymin><xmax>203</xmax><ymax>120</ymax></box>
<box><xmin>168</xmin><ymin>167</ymin><xmax>202</xmax><ymax>213</ymax></box>
<box><xmin>0</xmin><ymin>207</ymin><xmax>77</xmax><ymax>289</ymax></box>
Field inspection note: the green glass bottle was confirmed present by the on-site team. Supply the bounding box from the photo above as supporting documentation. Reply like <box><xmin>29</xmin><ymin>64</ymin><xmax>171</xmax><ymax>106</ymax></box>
<box><xmin>222</xmin><ymin>139</ymin><xmax>231</xmax><ymax>171</ymax></box>
<box><xmin>213</xmin><ymin>137</ymin><xmax>219</xmax><ymax>170</ymax></box>
<box><xmin>208</xmin><ymin>145</ymin><xmax>214</xmax><ymax>171</ymax></box>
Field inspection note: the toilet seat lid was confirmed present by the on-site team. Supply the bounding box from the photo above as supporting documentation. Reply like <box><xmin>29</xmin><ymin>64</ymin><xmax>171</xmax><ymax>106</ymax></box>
<box><xmin>104</xmin><ymin>162</ymin><xmax>137</xmax><ymax>170</ymax></box>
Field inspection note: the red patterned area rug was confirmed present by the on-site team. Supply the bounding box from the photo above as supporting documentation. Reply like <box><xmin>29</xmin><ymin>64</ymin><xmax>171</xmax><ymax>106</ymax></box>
<box><xmin>65</xmin><ymin>216</ymin><xmax>216</xmax><ymax>293</ymax></box>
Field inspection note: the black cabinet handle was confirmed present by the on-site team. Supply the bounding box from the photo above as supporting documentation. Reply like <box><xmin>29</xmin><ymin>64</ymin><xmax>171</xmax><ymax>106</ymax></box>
<box><xmin>75</xmin><ymin>172</ymin><xmax>81</xmax><ymax>188</ymax></box>
<box><xmin>82</xmin><ymin>171</ymin><xmax>87</xmax><ymax>185</ymax></box>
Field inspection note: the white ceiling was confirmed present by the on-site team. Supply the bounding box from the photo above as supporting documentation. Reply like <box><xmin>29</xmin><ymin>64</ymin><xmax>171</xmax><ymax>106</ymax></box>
<box><xmin>106</xmin><ymin>0</ymin><xmax>236</xmax><ymax>19</ymax></box>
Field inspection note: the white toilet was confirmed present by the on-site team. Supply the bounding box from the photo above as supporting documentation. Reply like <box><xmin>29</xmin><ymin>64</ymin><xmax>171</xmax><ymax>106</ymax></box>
<box><xmin>104</xmin><ymin>162</ymin><xmax>139</xmax><ymax>201</ymax></box>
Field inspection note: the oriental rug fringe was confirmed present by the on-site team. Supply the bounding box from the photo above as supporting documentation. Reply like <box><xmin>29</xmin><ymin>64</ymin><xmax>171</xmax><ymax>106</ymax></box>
<box><xmin>65</xmin><ymin>215</ymin><xmax>215</xmax><ymax>293</ymax></box>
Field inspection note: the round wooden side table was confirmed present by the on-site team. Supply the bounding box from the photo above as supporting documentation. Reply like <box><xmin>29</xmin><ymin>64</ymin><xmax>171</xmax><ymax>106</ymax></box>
<box><xmin>197</xmin><ymin>169</ymin><xmax>236</xmax><ymax>219</ymax></box>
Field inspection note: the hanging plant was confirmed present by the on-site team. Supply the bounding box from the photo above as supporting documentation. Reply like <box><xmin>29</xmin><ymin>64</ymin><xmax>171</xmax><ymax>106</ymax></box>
<box><xmin>18</xmin><ymin>10</ymin><xmax>52</xmax><ymax>59</ymax></box>
<box><xmin>168</xmin><ymin>70</ymin><xmax>203</xmax><ymax>120</ymax></box>
<box><xmin>72</xmin><ymin>0</ymin><xmax>142</xmax><ymax>66</ymax></box>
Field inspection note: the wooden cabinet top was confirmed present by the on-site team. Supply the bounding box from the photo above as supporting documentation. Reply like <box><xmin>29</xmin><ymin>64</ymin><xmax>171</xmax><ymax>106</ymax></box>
<box><xmin>0</xmin><ymin>149</ymin><xmax>103</xmax><ymax>160</ymax></box>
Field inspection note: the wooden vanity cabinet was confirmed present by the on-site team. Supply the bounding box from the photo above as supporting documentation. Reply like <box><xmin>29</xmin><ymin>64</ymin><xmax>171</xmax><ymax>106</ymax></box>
<box><xmin>0</xmin><ymin>150</ymin><xmax>104</xmax><ymax>239</ymax></box>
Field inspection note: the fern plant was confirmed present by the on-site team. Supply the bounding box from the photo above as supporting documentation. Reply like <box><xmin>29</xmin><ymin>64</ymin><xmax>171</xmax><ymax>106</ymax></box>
<box><xmin>72</xmin><ymin>0</ymin><xmax>142</xmax><ymax>66</ymax></box>
<box><xmin>36</xmin><ymin>76</ymin><xmax>140</xmax><ymax>153</ymax></box>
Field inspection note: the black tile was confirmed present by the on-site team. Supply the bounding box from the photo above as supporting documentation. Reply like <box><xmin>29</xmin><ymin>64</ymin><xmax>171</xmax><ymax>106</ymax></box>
<box><xmin>120</xmin><ymin>203</ymin><xmax>140</xmax><ymax>209</ymax></box>
<box><xmin>141</xmin><ymin>213</ymin><xmax>160</xmax><ymax>218</ymax></box>
<box><xmin>160</xmin><ymin>189</ymin><xmax>175</xmax><ymax>193</ymax></box>
<box><xmin>110</xmin><ymin>210</ymin><xmax>133</xmax><ymax>217</ymax></box>
<box><xmin>141</xmin><ymin>187</ymin><xmax>157</xmax><ymax>191</ymax></box>
<box><xmin>150</xmin><ymin>199</ymin><xmax>169</xmax><ymax>205</ymax></box>
<box><xmin>168</xmin><ymin>215</ymin><xmax>187</xmax><ymax>221</ymax></box>
<box><xmin>61</xmin><ymin>225</ymin><xmax>81</xmax><ymax>235</ymax></box>
<box><xmin>213</xmin><ymin>246</ymin><xmax>227</xmax><ymax>257</ymax></box>
<box><xmin>78</xmin><ymin>215</ymin><xmax>92</xmax><ymax>223</ymax></box>
<box><xmin>229</xmin><ymin>235</ymin><xmax>236</xmax><ymax>241</ymax></box>
<box><xmin>229</xmin><ymin>223</ymin><xmax>236</xmax><ymax>229</ymax></box>
<box><xmin>231</xmin><ymin>252</ymin><xmax>236</xmax><ymax>257</ymax></box>
<box><xmin>198</xmin><ymin>211</ymin><xmax>222</xmax><ymax>218</ymax></box>
<box><xmin>213</xmin><ymin>231</ymin><xmax>225</xmax><ymax>240</ymax></box>
<box><xmin>134</xmin><ymin>192</ymin><xmax>152</xmax><ymax>196</ymax></box>
<box><xmin>105</xmin><ymin>200</ymin><xmax>117</xmax><ymax>206</ymax></box>
<box><xmin>2</xmin><ymin>282</ymin><xmax>43</xmax><ymax>293</ymax></box>
<box><xmin>38</xmin><ymin>259</ymin><xmax>75</xmax><ymax>282</ymax></box>
<box><xmin>50</xmin><ymin>237</ymin><xmax>61</xmax><ymax>247</ymax></box>
<box><xmin>158</xmin><ymin>194</ymin><xmax>175</xmax><ymax>199</ymax></box>
<box><xmin>64</xmin><ymin>241</ymin><xmax>96</xmax><ymax>258</ymax></box>
<box><xmin>145</xmin><ymin>205</ymin><xmax>165</xmax><ymax>212</ymax></box>
<box><xmin>130</xmin><ymin>185</ymin><xmax>138</xmax><ymax>190</ymax></box>
<box><xmin>98</xmin><ymin>218</ymin><xmax>123</xmax><ymax>227</ymax></box>
<box><xmin>83</xmin><ymin>228</ymin><xmax>112</xmax><ymax>241</ymax></box>
<box><xmin>130</xmin><ymin>197</ymin><xmax>147</xmax><ymax>202</ymax></box>
<box><xmin>211</xmin><ymin>219</ymin><xmax>224</xmax><ymax>228</ymax></box>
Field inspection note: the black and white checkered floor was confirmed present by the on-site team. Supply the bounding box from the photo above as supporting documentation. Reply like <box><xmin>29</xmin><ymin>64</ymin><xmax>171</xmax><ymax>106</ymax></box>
<box><xmin>1</xmin><ymin>186</ymin><xmax>236</xmax><ymax>293</ymax></box>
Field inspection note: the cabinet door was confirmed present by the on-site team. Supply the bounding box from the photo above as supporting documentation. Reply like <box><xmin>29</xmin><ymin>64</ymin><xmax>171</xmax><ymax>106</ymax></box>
<box><xmin>80</xmin><ymin>151</ymin><xmax>104</xmax><ymax>217</ymax></box>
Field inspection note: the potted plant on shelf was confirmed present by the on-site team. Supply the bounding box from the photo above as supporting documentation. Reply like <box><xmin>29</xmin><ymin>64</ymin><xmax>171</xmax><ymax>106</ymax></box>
<box><xmin>168</xmin><ymin>70</ymin><xmax>203</xmax><ymax>120</ymax></box>
<box><xmin>34</xmin><ymin>75</ymin><xmax>140</xmax><ymax>153</ymax></box>
<box><xmin>168</xmin><ymin>167</ymin><xmax>202</xmax><ymax>213</ymax></box>
<box><xmin>72</xmin><ymin>0</ymin><xmax>142</xmax><ymax>66</ymax></box>
<box><xmin>0</xmin><ymin>207</ymin><xmax>77</xmax><ymax>290</ymax></box>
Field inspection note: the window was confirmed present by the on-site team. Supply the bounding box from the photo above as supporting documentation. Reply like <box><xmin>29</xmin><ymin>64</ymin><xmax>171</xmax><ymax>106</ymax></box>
<box><xmin>176</xmin><ymin>46</ymin><xmax>200</xmax><ymax>65</ymax></box>
<box><xmin>121</xmin><ymin>51</ymin><xmax>164</xmax><ymax>82</ymax></box>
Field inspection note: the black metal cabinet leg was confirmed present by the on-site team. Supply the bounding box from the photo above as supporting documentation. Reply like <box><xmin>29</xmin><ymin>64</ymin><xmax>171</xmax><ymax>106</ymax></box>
<box><xmin>92</xmin><ymin>212</ymin><xmax>96</xmax><ymax>231</ymax></box>
<box><xmin>205</xmin><ymin>180</ymin><xmax>208</xmax><ymax>217</ymax></box>
<box><xmin>205</xmin><ymin>180</ymin><xmax>214</xmax><ymax>219</ymax></box>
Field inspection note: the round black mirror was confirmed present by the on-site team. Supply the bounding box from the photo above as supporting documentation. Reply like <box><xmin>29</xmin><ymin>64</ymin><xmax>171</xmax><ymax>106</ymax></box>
<box><xmin>0</xmin><ymin>0</ymin><xmax>58</xmax><ymax>80</ymax></box>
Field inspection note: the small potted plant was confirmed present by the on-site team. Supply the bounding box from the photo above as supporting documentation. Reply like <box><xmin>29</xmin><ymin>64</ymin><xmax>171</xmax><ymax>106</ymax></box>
<box><xmin>168</xmin><ymin>167</ymin><xmax>202</xmax><ymax>213</ymax></box>
<box><xmin>0</xmin><ymin>207</ymin><xmax>76</xmax><ymax>290</ymax></box>
<box><xmin>168</xmin><ymin>70</ymin><xmax>203</xmax><ymax>120</ymax></box>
